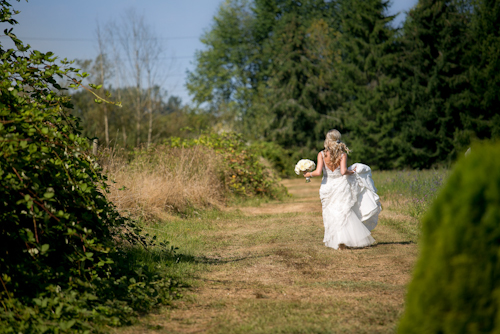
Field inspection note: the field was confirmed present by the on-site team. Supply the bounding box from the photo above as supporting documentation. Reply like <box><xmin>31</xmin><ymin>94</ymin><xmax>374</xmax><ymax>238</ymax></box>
<box><xmin>112</xmin><ymin>170</ymin><xmax>447</xmax><ymax>334</ymax></box>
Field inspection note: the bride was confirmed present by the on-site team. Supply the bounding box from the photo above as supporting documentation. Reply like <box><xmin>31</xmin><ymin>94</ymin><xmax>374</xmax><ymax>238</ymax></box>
<box><xmin>304</xmin><ymin>129</ymin><xmax>381</xmax><ymax>250</ymax></box>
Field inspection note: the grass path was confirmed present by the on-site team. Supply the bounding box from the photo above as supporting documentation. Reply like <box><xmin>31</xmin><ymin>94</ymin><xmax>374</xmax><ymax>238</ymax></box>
<box><xmin>115</xmin><ymin>178</ymin><xmax>418</xmax><ymax>333</ymax></box>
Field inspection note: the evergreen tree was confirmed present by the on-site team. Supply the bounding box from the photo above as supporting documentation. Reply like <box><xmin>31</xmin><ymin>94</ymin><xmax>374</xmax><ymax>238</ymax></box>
<box><xmin>262</xmin><ymin>13</ymin><xmax>342</xmax><ymax>159</ymax></box>
<box><xmin>459</xmin><ymin>0</ymin><xmax>500</xmax><ymax>146</ymax></box>
<box><xmin>397</xmin><ymin>0</ymin><xmax>471</xmax><ymax>168</ymax></box>
<box><xmin>337</xmin><ymin>0</ymin><xmax>402</xmax><ymax>169</ymax></box>
<box><xmin>186</xmin><ymin>0</ymin><xmax>499</xmax><ymax>169</ymax></box>
<box><xmin>187</xmin><ymin>0</ymin><xmax>341</xmax><ymax>145</ymax></box>
<box><xmin>252</xmin><ymin>0</ymin><xmax>341</xmax><ymax>158</ymax></box>
<box><xmin>398</xmin><ymin>142</ymin><xmax>500</xmax><ymax>333</ymax></box>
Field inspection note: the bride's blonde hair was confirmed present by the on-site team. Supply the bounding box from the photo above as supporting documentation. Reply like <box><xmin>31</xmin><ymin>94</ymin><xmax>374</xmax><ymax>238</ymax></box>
<box><xmin>324</xmin><ymin>129</ymin><xmax>350</xmax><ymax>169</ymax></box>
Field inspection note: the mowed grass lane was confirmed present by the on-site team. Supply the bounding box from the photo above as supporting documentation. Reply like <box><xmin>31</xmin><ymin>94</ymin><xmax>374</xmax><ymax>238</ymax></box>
<box><xmin>113</xmin><ymin>176</ymin><xmax>419</xmax><ymax>334</ymax></box>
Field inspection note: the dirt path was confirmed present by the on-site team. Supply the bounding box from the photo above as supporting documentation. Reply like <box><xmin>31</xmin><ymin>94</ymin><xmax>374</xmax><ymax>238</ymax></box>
<box><xmin>117</xmin><ymin>178</ymin><xmax>418</xmax><ymax>334</ymax></box>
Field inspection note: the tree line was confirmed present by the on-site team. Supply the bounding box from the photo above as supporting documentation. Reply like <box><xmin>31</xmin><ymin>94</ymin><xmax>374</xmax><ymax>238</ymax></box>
<box><xmin>187</xmin><ymin>0</ymin><xmax>500</xmax><ymax>169</ymax></box>
<box><xmin>69</xmin><ymin>9</ymin><xmax>214</xmax><ymax>149</ymax></box>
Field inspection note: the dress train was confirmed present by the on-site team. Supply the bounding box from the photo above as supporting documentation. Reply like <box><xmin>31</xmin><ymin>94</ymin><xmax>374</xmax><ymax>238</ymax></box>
<box><xmin>319</xmin><ymin>158</ymin><xmax>381</xmax><ymax>249</ymax></box>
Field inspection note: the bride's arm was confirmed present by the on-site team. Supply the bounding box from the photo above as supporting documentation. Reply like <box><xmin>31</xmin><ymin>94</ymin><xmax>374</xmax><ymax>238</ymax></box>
<box><xmin>340</xmin><ymin>153</ymin><xmax>355</xmax><ymax>175</ymax></box>
<box><xmin>305</xmin><ymin>152</ymin><xmax>323</xmax><ymax>178</ymax></box>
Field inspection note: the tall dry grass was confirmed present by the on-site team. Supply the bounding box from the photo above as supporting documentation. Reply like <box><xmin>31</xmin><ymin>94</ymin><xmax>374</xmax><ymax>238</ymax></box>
<box><xmin>100</xmin><ymin>145</ymin><xmax>226</xmax><ymax>220</ymax></box>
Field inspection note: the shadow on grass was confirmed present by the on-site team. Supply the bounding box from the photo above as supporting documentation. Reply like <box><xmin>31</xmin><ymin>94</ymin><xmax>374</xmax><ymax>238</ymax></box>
<box><xmin>172</xmin><ymin>253</ymin><xmax>269</xmax><ymax>265</ymax></box>
<box><xmin>375</xmin><ymin>241</ymin><xmax>416</xmax><ymax>246</ymax></box>
<box><xmin>125</xmin><ymin>244</ymin><xmax>267</xmax><ymax>266</ymax></box>
<box><xmin>342</xmin><ymin>241</ymin><xmax>415</xmax><ymax>251</ymax></box>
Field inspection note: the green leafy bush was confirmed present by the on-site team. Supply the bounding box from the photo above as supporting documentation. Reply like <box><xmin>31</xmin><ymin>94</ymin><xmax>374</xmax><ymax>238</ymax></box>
<box><xmin>0</xmin><ymin>3</ymin><xmax>178</xmax><ymax>332</ymax></box>
<box><xmin>398</xmin><ymin>142</ymin><xmax>500</xmax><ymax>333</ymax></box>
<box><xmin>249</xmin><ymin>140</ymin><xmax>294</xmax><ymax>178</ymax></box>
<box><xmin>168</xmin><ymin>132</ymin><xmax>288</xmax><ymax>199</ymax></box>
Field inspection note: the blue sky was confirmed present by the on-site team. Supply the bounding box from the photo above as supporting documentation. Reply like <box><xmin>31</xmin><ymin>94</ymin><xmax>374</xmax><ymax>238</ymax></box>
<box><xmin>1</xmin><ymin>0</ymin><xmax>418</xmax><ymax>105</ymax></box>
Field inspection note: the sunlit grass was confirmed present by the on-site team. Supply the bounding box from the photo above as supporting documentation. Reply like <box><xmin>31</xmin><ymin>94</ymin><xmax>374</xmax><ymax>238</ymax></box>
<box><xmin>373</xmin><ymin>169</ymin><xmax>449</xmax><ymax>219</ymax></box>
<box><xmin>379</xmin><ymin>217</ymin><xmax>420</xmax><ymax>243</ymax></box>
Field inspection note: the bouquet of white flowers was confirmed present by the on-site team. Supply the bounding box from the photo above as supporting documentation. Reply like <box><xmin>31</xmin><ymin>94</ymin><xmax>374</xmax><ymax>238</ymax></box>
<box><xmin>295</xmin><ymin>159</ymin><xmax>316</xmax><ymax>183</ymax></box>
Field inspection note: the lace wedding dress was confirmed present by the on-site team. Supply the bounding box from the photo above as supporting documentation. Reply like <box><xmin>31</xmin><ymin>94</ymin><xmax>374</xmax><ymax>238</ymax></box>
<box><xmin>319</xmin><ymin>152</ymin><xmax>381</xmax><ymax>249</ymax></box>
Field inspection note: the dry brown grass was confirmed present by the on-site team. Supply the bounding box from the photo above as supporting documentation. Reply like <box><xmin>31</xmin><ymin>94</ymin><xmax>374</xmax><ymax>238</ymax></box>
<box><xmin>101</xmin><ymin>146</ymin><xmax>226</xmax><ymax>220</ymax></box>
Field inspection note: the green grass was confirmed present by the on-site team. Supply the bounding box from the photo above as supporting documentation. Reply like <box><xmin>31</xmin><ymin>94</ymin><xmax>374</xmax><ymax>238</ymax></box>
<box><xmin>207</xmin><ymin>298</ymin><xmax>401</xmax><ymax>334</ymax></box>
<box><xmin>373</xmin><ymin>169</ymin><xmax>448</xmax><ymax>197</ymax></box>
<box><xmin>135</xmin><ymin>210</ymin><xmax>247</xmax><ymax>285</ymax></box>
<box><xmin>228</xmin><ymin>191</ymin><xmax>293</xmax><ymax>207</ymax></box>
<box><xmin>373</xmin><ymin>169</ymin><xmax>449</xmax><ymax>219</ymax></box>
<box><xmin>379</xmin><ymin>217</ymin><xmax>420</xmax><ymax>243</ymax></box>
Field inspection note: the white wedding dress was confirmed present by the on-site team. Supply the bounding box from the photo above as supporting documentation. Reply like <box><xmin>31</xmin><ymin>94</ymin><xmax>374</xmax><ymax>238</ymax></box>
<box><xmin>319</xmin><ymin>152</ymin><xmax>381</xmax><ymax>249</ymax></box>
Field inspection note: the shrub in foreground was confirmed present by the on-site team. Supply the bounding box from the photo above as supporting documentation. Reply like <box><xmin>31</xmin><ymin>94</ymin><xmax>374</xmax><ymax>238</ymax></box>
<box><xmin>398</xmin><ymin>141</ymin><xmax>500</xmax><ymax>333</ymax></box>
<box><xmin>0</xmin><ymin>4</ymin><xmax>178</xmax><ymax>332</ymax></box>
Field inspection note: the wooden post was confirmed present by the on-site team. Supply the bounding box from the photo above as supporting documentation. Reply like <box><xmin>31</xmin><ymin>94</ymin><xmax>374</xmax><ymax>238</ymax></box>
<box><xmin>92</xmin><ymin>138</ymin><xmax>98</xmax><ymax>156</ymax></box>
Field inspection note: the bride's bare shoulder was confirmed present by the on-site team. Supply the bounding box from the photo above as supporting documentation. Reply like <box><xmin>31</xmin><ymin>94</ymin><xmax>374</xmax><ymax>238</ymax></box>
<box><xmin>316</xmin><ymin>151</ymin><xmax>323</xmax><ymax>161</ymax></box>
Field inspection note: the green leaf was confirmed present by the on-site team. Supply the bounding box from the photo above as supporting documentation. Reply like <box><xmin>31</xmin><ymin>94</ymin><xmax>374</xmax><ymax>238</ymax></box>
<box><xmin>80</xmin><ymin>183</ymin><xmax>88</xmax><ymax>192</ymax></box>
<box><xmin>28</xmin><ymin>143</ymin><xmax>37</xmax><ymax>153</ymax></box>
<box><xmin>40</xmin><ymin>244</ymin><xmax>50</xmax><ymax>254</ymax></box>
<box><xmin>43</xmin><ymin>191</ymin><xmax>55</xmax><ymax>199</ymax></box>
<box><xmin>59</xmin><ymin>319</ymin><xmax>76</xmax><ymax>330</ymax></box>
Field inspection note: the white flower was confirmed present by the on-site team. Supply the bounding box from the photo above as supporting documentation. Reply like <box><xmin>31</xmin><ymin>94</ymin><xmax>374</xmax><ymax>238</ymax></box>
<box><xmin>28</xmin><ymin>248</ymin><xmax>39</xmax><ymax>256</ymax></box>
<box><xmin>8</xmin><ymin>87</ymin><xmax>14</xmax><ymax>91</ymax></box>
<box><xmin>294</xmin><ymin>159</ymin><xmax>316</xmax><ymax>174</ymax></box>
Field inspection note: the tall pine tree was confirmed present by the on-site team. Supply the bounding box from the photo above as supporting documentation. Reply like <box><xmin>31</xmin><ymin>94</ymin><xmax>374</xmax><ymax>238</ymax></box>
<box><xmin>262</xmin><ymin>10</ymin><xmax>343</xmax><ymax>158</ymax></box>
<box><xmin>188</xmin><ymin>0</ymin><xmax>342</xmax><ymax>146</ymax></box>
<box><xmin>337</xmin><ymin>0</ymin><xmax>402</xmax><ymax>169</ymax></box>
<box><xmin>246</xmin><ymin>0</ymin><xmax>343</xmax><ymax>149</ymax></box>
<box><xmin>459</xmin><ymin>0</ymin><xmax>500</xmax><ymax>146</ymax></box>
<box><xmin>398</xmin><ymin>0</ymin><xmax>471</xmax><ymax>168</ymax></box>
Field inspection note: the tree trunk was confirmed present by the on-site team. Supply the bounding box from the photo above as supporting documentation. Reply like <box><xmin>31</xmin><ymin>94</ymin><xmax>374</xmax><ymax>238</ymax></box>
<box><xmin>108</xmin><ymin>9</ymin><xmax>166</xmax><ymax>148</ymax></box>
<box><xmin>135</xmin><ymin>46</ymin><xmax>141</xmax><ymax>147</ymax></box>
<box><xmin>122</xmin><ymin>127</ymin><xmax>127</xmax><ymax>147</ymax></box>
<box><xmin>136</xmin><ymin>93</ymin><xmax>141</xmax><ymax>147</ymax></box>
<box><xmin>96</xmin><ymin>25</ymin><xmax>110</xmax><ymax>149</ymax></box>
<box><xmin>147</xmin><ymin>92</ymin><xmax>153</xmax><ymax>148</ymax></box>
<box><xmin>92</xmin><ymin>139</ymin><xmax>99</xmax><ymax>156</ymax></box>
<box><xmin>147</xmin><ymin>111</ymin><xmax>153</xmax><ymax>149</ymax></box>
<box><xmin>104</xmin><ymin>106</ymin><xmax>109</xmax><ymax>147</ymax></box>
